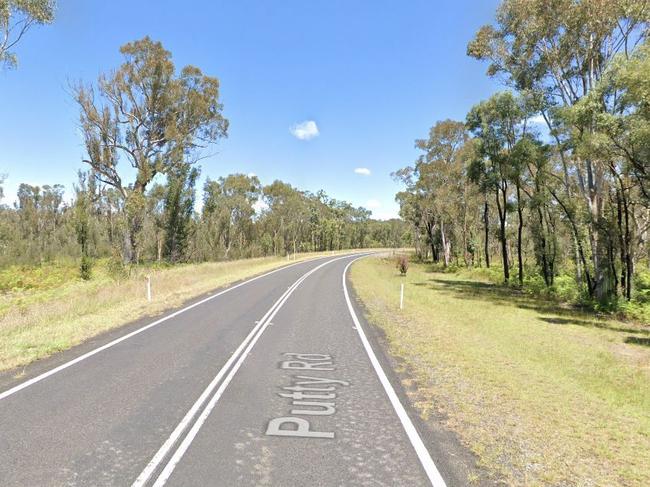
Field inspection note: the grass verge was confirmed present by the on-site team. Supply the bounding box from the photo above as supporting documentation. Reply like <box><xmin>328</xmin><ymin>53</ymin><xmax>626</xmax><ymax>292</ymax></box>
<box><xmin>350</xmin><ymin>255</ymin><xmax>650</xmax><ymax>486</ymax></box>
<box><xmin>0</xmin><ymin>250</ymin><xmax>367</xmax><ymax>372</ymax></box>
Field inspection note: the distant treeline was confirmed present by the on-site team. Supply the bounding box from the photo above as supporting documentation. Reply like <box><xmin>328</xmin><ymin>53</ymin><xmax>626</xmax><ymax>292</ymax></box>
<box><xmin>396</xmin><ymin>0</ymin><xmax>650</xmax><ymax>305</ymax></box>
<box><xmin>0</xmin><ymin>174</ymin><xmax>407</xmax><ymax>269</ymax></box>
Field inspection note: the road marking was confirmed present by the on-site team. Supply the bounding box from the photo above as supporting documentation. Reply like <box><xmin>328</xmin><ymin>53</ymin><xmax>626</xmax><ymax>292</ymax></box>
<box><xmin>342</xmin><ymin>256</ymin><xmax>447</xmax><ymax>487</ymax></box>
<box><xmin>133</xmin><ymin>254</ymin><xmax>362</xmax><ymax>487</ymax></box>
<box><xmin>267</xmin><ymin>354</ymin><xmax>349</xmax><ymax>439</ymax></box>
<box><xmin>131</xmin><ymin>270</ymin><xmax>296</xmax><ymax>486</ymax></box>
<box><xmin>0</xmin><ymin>254</ymin><xmax>350</xmax><ymax>402</ymax></box>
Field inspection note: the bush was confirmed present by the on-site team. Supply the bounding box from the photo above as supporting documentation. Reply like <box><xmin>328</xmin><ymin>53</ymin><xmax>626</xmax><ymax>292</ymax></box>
<box><xmin>79</xmin><ymin>256</ymin><xmax>93</xmax><ymax>280</ymax></box>
<box><xmin>107</xmin><ymin>251</ymin><xmax>128</xmax><ymax>280</ymax></box>
<box><xmin>397</xmin><ymin>255</ymin><xmax>409</xmax><ymax>275</ymax></box>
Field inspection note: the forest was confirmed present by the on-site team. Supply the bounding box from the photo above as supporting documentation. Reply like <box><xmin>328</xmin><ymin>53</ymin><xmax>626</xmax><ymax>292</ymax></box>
<box><xmin>395</xmin><ymin>0</ymin><xmax>650</xmax><ymax>315</ymax></box>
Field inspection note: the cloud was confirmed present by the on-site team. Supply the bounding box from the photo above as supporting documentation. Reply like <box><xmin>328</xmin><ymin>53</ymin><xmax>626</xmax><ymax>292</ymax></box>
<box><xmin>247</xmin><ymin>172</ymin><xmax>257</xmax><ymax>178</ymax></box>
<box><xmin>354</xmin><ymin>167</ymin><xmax>371</xmax><ymax>176</ymax></box>
<box><xmin>528</xmin><ymin>114</ymin><xmax>546</xmax><ymax>125</ymax></box>
<box><xmin>365</xmin><ymin>199</ymin><xmax>381</xmax><ymax>210</ymax></box>
<box><xmin>290</xmin><ymin>120</ymin><xmax>319</xmax><ymax>140</ymax></box>
<box><xmin>372</xmin><ymin>211</ymin><xmax>399</xmax><ymax>221</ymax></box>
<box><xmin>253</xmin><ymin>198</ymin><xmax>269</xmax><ymax>214</ymax></box>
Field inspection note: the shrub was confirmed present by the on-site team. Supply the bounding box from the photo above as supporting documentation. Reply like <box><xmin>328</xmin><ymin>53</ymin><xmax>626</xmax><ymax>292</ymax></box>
<box><xmin>79</xmin><ymin>256</ymin><xmax>93</xmax><ymax>280</ymax></box>
<box><xmin>397</xmin><ymin>255</ymin><xmax>409</xmax><ymax>275</ymax></box>
<box><xmin>107</xmin><ymin>251</ymin><xmax>128</xmax><ymax>280</ymax></box>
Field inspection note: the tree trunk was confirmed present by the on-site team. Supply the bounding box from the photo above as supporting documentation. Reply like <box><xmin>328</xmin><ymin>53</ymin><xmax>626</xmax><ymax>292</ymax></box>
<box><xmin>495</xmin><ymin>186</ymin><xmax>509</xmax><ymax>282</ymax></box>
<box><xmin>483</xmin><ymin>198</ymin><xmax>490</xmax><ymax>268</ymax></box>
<box><xmin>440</xmin><ymin>220</ymin><xmax>450</xmax><ymax>267</ymax></box>
<box><xmin>516</xmin><ymin>183</ymin><xmax>524</xmax><ymax>286</ymax></box>
<box><xmin>536</xmin><ymin>207</ymin><xmax>551</xmax><ymax>287</ymax></box>
<box><xmin>122</xmin><ymin>227</ymin><xmax>135</xmax><ymax>264</ymax></box>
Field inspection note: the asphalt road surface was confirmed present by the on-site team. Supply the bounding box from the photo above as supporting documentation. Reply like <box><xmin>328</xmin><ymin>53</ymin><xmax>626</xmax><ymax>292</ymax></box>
<box><xmin>0</xmin><ymin>253</ymin><xmax>449</xmax><ymax>486</ymax></box>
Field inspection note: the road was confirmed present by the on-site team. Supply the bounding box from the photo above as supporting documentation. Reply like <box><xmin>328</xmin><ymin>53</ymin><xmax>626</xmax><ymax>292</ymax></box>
<box><xmin>0</xmin><ymin>253</ymin><xmax>449</xmax><ymax>486</ymax></box>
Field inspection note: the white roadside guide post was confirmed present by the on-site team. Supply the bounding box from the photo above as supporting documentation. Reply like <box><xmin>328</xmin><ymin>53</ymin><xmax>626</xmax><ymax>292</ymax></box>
<box><xmin>400</xmin><ymin>282</ymin><xmax>404</xmax><ymax>310</ymax></box>
<box><xmin>146</xmin><ymin>275</ymin><xmax>152</xmax><ymax>302</ymax></box>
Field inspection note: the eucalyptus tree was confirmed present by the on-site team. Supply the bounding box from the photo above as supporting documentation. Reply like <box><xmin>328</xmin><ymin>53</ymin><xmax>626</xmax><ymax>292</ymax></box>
<box><xmin>394</xmin><ymin>185</ymin><xmax>427</xmax><ymax>260</ymax></box>
<box><xmin>467</xmin><ymin>0</ymin><xmax>649</xmax><ymax>299</ymax></box>
<box><xmin>511</xmin><ymin>135</ymin><xmax>558</xmax><ymax>286</ymax></box>
<box><xmin>467</xmin><ymin>92</ymin><xmax>528</xmax><ymax>283</ymax></box>
<box><xmin>0</xmin><ymin>0</ymin><xmax>55</xmax><ymax>69</ymax></box>
<box><xmin>202</xmin><ymin>174</ymin><xmax>261</xmax><ymax>259</ymax></box>
<box><xmin>562</xmin><ymin>39</ymin><xmax>650</xmax><ymax>299</ymax></box>
<box><xmin>584</xmin><ymin>39</ymin><xmax>650</xmax><ymax>201</ymax></box>
<box><xmin>414</xmin><ymin>120</ymin><xmax>469</xmax><ymax>266</ymax></box>
<box><xmin>163</xmin><ymin>165</ymin><xmax>199</xmax><ymax>263</ymax></box>
<box><xmin>393</xmin><ymin>166</ymin><xmax>438</xmax><ymax>262</ymax></box>
<box><xmin>74</xmin><ymin>37</ymin><xmax>228</xmax><ymax>263</ymax></box>
<box><xmin>262</xmin><ymin>181</ymin><xmax>310</xmax><ymax>255</ymax></box>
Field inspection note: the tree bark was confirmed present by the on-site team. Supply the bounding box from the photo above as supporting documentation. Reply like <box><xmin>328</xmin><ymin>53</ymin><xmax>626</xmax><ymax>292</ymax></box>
<box><xmin>516</xmin><ymin>183</ymin><xmax>524</xmax><ymax>286</ymax></box>
<box><xmin>483</xmin><ymin>198</ymin><xmax>490</xmax><ymax>268</ymax></box>
<box><xmin>440</xmin><ymin>220</ymin><xmax>450</xmax><ymax>267</ymax></box>
<box><xmin>495</xmin><ymin>184</ymin><xmax>509</xmax><ymax>282</ymax></box>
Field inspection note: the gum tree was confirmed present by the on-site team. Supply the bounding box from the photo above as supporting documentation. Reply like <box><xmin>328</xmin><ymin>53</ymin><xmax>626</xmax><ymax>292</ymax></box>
<box><xmin>467</xmin><ymin>0</ymin><xmax>649</xmax><ymax>299</ymax></box>
<box><xmin>467</xmin><ymin>92</ymin><xmax>528</xmax><ymax>283</ymax></box>
<box><xmin>74</xmin><ymin>37</ymin><xmax>228</xmax><ymax>263</ymax></box>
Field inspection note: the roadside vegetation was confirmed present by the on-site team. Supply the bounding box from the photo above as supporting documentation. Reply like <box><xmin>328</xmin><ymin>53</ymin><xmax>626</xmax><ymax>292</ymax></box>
<box><xmin>351</xmin><ymin>255</ymin><xmax>650</xmax><ymax>486</ymax></box>
<box><xmin>0</xmin><ymin>250</ymin><xmax>369</xmax><ymax>372</ymax></box>
<box><xmin>395</xmin><ymin>0</ymin><xmax>650</xmax><ymax>318</ymax></box>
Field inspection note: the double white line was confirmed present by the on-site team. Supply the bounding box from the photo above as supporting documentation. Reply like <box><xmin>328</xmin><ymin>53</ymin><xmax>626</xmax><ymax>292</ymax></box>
<box><xmin>132</xmin><ymin>254</ymin><xmax>357</xmax><ymax>487</ymax></box>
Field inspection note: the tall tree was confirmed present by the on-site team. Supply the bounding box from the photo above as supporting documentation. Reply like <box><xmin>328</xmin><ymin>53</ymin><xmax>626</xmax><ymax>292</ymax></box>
<box><xmin>202</xmin><ymin>174</ymin><xmax>260</xmax><ymax>259</ymax></box>
<box><xmin>467</xmin><ymin>92</ymin><xmax>528</xmax><ymax>283</ymax></box>
<box><xmin>74</xmin><ymin>37</ymin><xmax>228</xmax><ymax>263</ymax></box>
<box><xmin>467</xmin><ymin>0</ymin><xmax>649</xmax><ymax>299</ymax></box>
<box><xmin>163</xmin><ymin>165</ymin><xmax>199</xmax><ymax>263</ymax></box>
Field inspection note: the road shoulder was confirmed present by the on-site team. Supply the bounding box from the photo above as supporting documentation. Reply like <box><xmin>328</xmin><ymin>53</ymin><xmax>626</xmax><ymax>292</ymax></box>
<box><xmin>347</xmin><ymin>262</ymin><xmax>495</xmax><ymax>487</ymax></box>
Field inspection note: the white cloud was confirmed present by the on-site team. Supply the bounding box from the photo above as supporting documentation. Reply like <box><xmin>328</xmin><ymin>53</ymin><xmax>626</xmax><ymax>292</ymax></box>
<box><xmin>247</xmin><ymin>172</ymin><xmax>257</xmax><ymax>178</ymax></box>
<box><xmin>354</xmin><ymin>167</ymin><xmax>371</xmax><ymax>176</ymax></box>
<box><xmin>253</xmin><ymin>198</ymin><xmax>269</xmax><ymax>214</ymax></box>
<box><xmin>373</xmin><ymin>211</ymin><xmax>399</xmax><ymax>221</ymax></box>
<box><xmin>290</xmin><ymin>120</ymin><xmax>319</xmax><ymax>140</ymax></box>
<box><xmin>528</xmin><ymin>114</ymin><xmax>546</xmax><ymax>125</ymax></box>
<box><xmin>365</xmin><ymin>199</ymin><xmax>381</xmax><ymax>210</ymax></box>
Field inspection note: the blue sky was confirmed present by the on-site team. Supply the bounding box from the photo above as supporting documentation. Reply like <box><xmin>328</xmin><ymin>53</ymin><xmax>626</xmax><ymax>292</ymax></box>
<box><xmin>0</xmin><ymin>0</ymin><xmax>500</xmax><ymax>219</ymax></box>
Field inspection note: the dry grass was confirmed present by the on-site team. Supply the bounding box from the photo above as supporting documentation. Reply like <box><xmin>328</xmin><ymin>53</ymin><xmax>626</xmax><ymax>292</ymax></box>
<box><xmin>0</xmin><ymin>250</ymin><xmax>364</xmax><ymax>372</ymax></box>
<box><xmin>350</xmin><ymin>256</ymin><xmax>650</xmax><ymax>486</ymax></box>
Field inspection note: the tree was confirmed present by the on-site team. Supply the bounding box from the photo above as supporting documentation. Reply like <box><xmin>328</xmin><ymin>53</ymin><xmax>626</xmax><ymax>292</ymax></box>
<box><xmin>394</xmin><ymin>121</ymin><xmax>481</xmax><ymax>267</ymax></box>
<box><xmin>0</xmin><ymin>0</ymin><xmax>55</xmax><ymax>69</ymax></box>
<box><xmin>467</xmin><ymin>0</ymin><xmax>649</xmax><ymax>299</ymax></box>
<box><xmin>511</xmin><ymin>135</ymin><xmax>558</xmax><ymax>286</ymax></box>
<box><xmin>262</xmin><ymin>181</ymin><xmax>309</xmax><ymax>255</ymax></box>
<box><xmin>74</xmin><ymin>37</ymin><xmax>228</xmax><ymax>263</ymax></box>
<box><xmin>74</xmin><ymin>171</ymin><xmax>95</xmax><ymax>279</ymax></box>
<box><xmin>467</xmin><ymin>92</ymin><xmax>528</xmax><ymax>283</ymax></box>
<box><xmin>202</xmin><ymin>174</ymin><xmax>260</xmax><ymax>259</ymax></box>
<box><xmin>163</xmin><ymin>165</ymin><xmax>199</xmax><ymax>263</ymax></box>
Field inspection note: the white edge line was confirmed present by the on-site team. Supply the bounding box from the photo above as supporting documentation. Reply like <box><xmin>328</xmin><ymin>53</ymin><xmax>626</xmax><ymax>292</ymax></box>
<box><xmin>342</xmin><ymin>256</ymin><xmax>447</xmax><ymax>487</ymax></box>
<box><xmin>0</xmin><ymin>253</ymin><xmax>351</xmax><ymax>402</ymax></box>
<box><xmin>148</xmin><ymin>255</ymin><xmax>357</xmax><ymax>487</ymax></box>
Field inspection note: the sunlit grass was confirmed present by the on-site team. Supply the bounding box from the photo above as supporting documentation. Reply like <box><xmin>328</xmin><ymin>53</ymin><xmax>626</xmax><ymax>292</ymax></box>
<box><xmin>350</xmin><ymin>256</ymin><xmax>650</xmax><ymax>486</ymax></box>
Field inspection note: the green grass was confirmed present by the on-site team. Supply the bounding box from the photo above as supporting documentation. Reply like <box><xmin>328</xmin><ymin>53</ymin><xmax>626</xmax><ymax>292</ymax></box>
<box><xmin>0</xmin><ymin>250</ymin><xmax>368</xmax><ymax>373</ymax></box>
<box><xmin>448</xmin><ymin>262</ymin><xmax>650</xmax><ymax>323</ymax></box>
<box><xmin>350</xmin><ymin>256</ymin><xmax>650</xmax><ymax>486</ymax></box>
